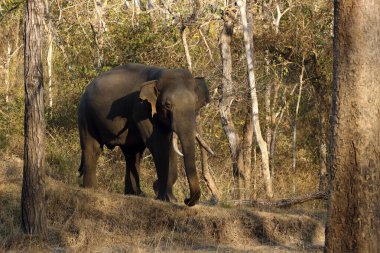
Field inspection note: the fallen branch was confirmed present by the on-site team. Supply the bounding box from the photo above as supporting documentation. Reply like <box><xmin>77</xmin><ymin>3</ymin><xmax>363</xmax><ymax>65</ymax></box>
<box><xmin>231</xmin><ymin>191</ymin><xmax>327</xmax><ymax>208</ymax></box>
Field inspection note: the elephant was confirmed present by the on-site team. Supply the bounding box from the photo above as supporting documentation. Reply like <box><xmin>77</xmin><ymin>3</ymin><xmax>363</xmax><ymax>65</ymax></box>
<box><xmin>77</xmin><ymin>63</ymin><xmax>213</xmax><ymax>206</ymax></box>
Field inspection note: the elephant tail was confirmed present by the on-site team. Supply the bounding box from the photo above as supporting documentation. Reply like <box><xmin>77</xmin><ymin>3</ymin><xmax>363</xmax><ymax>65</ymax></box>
<box><xmin>78</xmin><ymin>151</ymin><xmax>84</xmax><ymax>177</ymax></box>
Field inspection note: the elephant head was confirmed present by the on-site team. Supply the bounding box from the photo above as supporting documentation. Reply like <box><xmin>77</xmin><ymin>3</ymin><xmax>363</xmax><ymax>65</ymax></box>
<box><xmin>139</xmin><ymin>69</ymin><xmax>212</xmax><ymax>206</ymax></box>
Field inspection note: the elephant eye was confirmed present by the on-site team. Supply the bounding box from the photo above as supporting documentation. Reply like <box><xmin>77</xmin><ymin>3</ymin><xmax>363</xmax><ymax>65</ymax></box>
<box><xmin>164</xmin><ymin>101</ymin><xmax>172</xmax><ymax>110</ymax></box>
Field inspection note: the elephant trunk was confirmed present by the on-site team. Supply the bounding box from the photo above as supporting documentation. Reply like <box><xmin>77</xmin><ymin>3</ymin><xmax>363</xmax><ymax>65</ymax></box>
<box><xmin>176</xmin><ymin>127</ymin><xmax>201</xmax><ymax>206</ymax></box>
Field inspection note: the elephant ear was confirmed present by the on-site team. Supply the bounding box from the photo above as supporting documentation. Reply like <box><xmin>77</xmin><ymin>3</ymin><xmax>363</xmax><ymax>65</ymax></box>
<box><xmin>194</xmin><ymin>77</ymin><xmax>210</xmax><ymax>112</ymax></box>
<box><xmin>139</xmin><ymin>80</ymin><xmax>158</xmax><ymax>117</ymax></box>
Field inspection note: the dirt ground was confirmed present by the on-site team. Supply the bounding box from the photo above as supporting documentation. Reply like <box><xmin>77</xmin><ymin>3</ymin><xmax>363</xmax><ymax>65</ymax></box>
<box><xmin>0</xmin><ymin>155</ymin><xmax>326</xmax><ymax>252</ymax></box>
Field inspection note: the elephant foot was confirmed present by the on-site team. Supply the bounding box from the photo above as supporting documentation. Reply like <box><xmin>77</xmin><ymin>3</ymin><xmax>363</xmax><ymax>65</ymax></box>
<box><xmin>125</xmin><ymin>189</ymin><xmax>146</xmax><ymax>197</ymax></box>
<box><xmin>157</xmin><ymin>192</ymin><xmax>177</xmax><ymax>203</ymax></box>
<box><xmin>184</xmin><ymin>191</ymin><xmax>201</xmax><ymax>207</ymax></box>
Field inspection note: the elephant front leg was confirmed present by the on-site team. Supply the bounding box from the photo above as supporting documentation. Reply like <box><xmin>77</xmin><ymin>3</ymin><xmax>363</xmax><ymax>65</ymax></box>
<box><xmin>148</xmin><ymin>133</ymin><xmax>178</xmax><ymax>203</ymax></box>
<box><xmin>153</xmin><ymin>137</ymin><xmax>178</xmax><ymax>202</ymax></box>
<box><xmin>122</xmin><ymin>149</ymin><xmax>145</xmax><ymax>196</ymax></box>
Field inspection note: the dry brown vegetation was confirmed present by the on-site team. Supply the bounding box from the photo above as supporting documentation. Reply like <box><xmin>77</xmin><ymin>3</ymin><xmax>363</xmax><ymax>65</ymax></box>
<box><xmin>1</xmin><ymin>154</ymin><xmax>325</xmax><ymax>252</ymax></box>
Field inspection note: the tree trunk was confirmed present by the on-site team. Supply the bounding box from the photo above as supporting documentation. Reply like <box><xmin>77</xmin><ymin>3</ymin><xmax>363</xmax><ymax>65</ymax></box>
<box><xmin>318</xmin><ymin>102</ymin><xmax>328</xmax><ymax>192</ymax></box>
<box><xmin>219</xmin><ymin>9</ymin><xmax>246</xmax><ymax>200</ymax></box>
<box><xmin>45</xmin><ymin>1</ymin><xmax>53</xmax><ymax>115</ymax></box>
<box><xmin>237</xmin><ymin>0</ymin><xmax>273</xmax><ymax>199</ymax></box>
<box><xmin>5</xmin><ymin>42</ymin><xmax>11</xmax><ymax>104</ymax></box>
<box><xmin>21</xmin><ymin>0</ymin><xmax>47</xmax><ymax>236</ymax></box>
<box><xmin>292</xmin><ymin>57</ymin><xmax>305</xmax><ymax>193</ymax></box>
<box><xmin>47</xmin><ymin>28</ymin><xmax>53</xmax><ymax>112</ymax></box>
<box><xmin>325</xmin><ymin>1</ymin><xmax>380</xmax><ymax>252</ymax></box>
<box><xmin>180</xmin><ymin>26</ymin><xmax>192</xmax><ymax>73</ymax></box>
<box><xmin>241</xmin><ymin>5</ymin><xmax>255</xmax><ymax>199</ymax></box>
<box><xmin>93</xmin><ymin>0</ymin><xmax>107</xmax><ymax>69</ymax></box>
<box><xmin>146</xmin><ymin>0</ymin><xmax>155</xmax><ymax>10</ymax></box>
<box><xmin>197</xmin><ymin>125</ymin><xmax>220</xmax><ymax>202</ymax></box>
<box><xmin>264</xmin><ymin>50</ymin><xmax>272</xmax><ymax>175</ymax></box>
<box><xmin>242</xmin><ymin>113</ymin><xmax>253</xmax><ymax>199</ymax></box>
<box><xmin>4</xmin><ymin>18</ymin><xmax>20</xmax><ymax>104</ymax></box>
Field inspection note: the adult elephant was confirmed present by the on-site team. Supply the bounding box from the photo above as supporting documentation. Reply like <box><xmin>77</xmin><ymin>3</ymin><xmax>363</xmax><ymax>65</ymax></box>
<box><xmin>78</xmin><ymin>63</ymin><xmax>212</xmax><ymax>206</ymax></box>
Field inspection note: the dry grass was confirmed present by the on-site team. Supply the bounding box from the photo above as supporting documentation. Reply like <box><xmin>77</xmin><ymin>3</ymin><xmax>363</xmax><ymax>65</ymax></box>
<box><xmin>0</xmin><ymin>154</ymin><xmax>325</xmax><ymax>252</ymax></box>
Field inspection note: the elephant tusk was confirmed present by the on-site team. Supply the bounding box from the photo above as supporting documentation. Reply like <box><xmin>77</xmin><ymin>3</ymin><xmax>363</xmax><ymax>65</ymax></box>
<box><xmin>196</xmin><ymin>133</ymin><xmax>215</xmax><ymax>156</ymax></box>
<box><xmin>172</xmin><ymin>134</ymin><xmax>184</xmax><ymax>157</ymax></box>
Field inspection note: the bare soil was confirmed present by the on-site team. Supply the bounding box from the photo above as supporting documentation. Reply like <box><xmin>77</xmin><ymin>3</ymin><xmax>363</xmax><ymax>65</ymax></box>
<box><xmin>0</xmin><ymin>155</ymin><xmax>325</xmax><ymax>252</ymax></box>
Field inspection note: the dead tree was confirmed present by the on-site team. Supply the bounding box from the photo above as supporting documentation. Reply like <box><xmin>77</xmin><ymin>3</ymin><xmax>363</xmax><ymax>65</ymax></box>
<box><xmin>219</xmin><ymin>7</ymin><xmax>247</xmax><ymax>200</ymax></box>
<box><xmin>325</xmin><ymin>0</ymin><xmax>380</xmax><ymax>251</ymax></box>
<box><xmin>21</xmin><ymin>0</ymin><xmax>47</xmax><ymax>236</ymax></box>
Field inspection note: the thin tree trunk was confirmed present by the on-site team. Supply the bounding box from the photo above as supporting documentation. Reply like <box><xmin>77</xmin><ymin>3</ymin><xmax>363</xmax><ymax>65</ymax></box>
<box><xmin>133</xmin><ymin>0</ymin><xmax>142</xmax><ymax>12</ymax></box>
<box><xmin>241</xmin><ymin>4</ymin><xmax>255</xmax><ymax>199</ymax></box>
<box><xmin>242</xmin><ymin>113</ymin><xmax>253</xmax><ymax>199</ymax></box>
<box><xmin>325</xmin><ymin>1</ymin><xmax>380</xmax><ymax>251</ymax></box>
<box><xmin>197</xmin><ymin>125</ymin><xmax>220</xmax><ymax>201</ymax></box>
<box><xmin>237</xmin><ymin>0</ymin><xmax>273</xmax><ymax>199</ymax></box>
<box><xmin>93</xmin><ymin>0</ymin><xmax>107</xmax><ymax>69</ymax></box>
<box><xmin>5</xmin><ymin>42</ymin><xmax>11</xmax><ymax>104</ymax></box>
<box><xmin>264</xmin><ymin>50</ymin><xmax>272</xmax><ymax>175</ymax></box>
<box><xmin>45</xmin><ymin>1</ymin><xmax>53</xmax><ymax>114</ymax></box>
<box><xmin>219</xmin><ymin>9</ymin><xmax>245</xmax><ymax>200</ymax></box>
<box><xmin>292</xmin><ymin>57</ymin><xmax>305</xmax><ymax>193</ymax></box>
<box><xmin>315</xmin><ymin>77</ymin><xmax>328</xmax><ymax>192</ymax></box>
<box><xmin>318</xmin><ymin>109</ymin><xmax>328</xmax><ymax>192</ymax></box>
<box><xmin>269</xmin><ymin>79</ymin><xmax>280</xmax><ymax>172</ymax></box>
<box><xmin>21</xmin><ymin>0</ymin><xmax>47</xmax><ymax>236</ymax></box>
<box><xmin>4</xmin><ymin>18</ymin><xmax>20</xmax><ymax>104</ymax></box>
<box><xmin>180</xmin><ymin>26</ymin><xmax>192</xmax><ymax>73</ymax></box>
<box><xmin>272</xmin><ymin>0</ymin><xmax>292</xmax><ymax>34</ymax></box>
<box><xmin>146</xmin><ymin>0</ymin><xmax>155</xmax><ymax>10</ymax></box>
<box><xmin>47</xmin><ymin>29</ymin><xmax>53</xmax><ymax>112</ymax></box>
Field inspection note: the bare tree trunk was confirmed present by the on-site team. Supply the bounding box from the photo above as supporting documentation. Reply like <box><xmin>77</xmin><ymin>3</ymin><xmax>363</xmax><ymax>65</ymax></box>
<box><xmin>242</xmin><ymin>113</ymin><xmax>253</xmax><ymax>199</ymax></box>
<box><xmin>197</xmin><ymin>125</ymin><xmax>220</xmax><ymax>201</ymax></box>
<box><xmin>92</xmin><ymin>0</ymin><xmax>107</xmax><ymax>69</ymax></box>
<box><xmin>237</xmin><ymin>0</ymin><xmax>273</xmax><ymax>199</ymax></box>
<box><xmin>269</xmin><ymin>78</ymin><xmax>280</xmax><ymax>172</ymax></box>
<box><xmin>4</xmin><ymin>19</ymin><xmax>21</xmax><ymax>104</ymax></box>
<box><xmin>5</xmin><ymin>42</ymin><xmax>11</xmax><ymax>104</ymax></box>
<box><xmin>318</xmin><ymin>109</ymin><xmax>328</xmax><ymax>192</ymax></box>
<box><xmin>21</xmin><ymin>0</ymin><xmax>47</xmax><ymax>236</ymax></box>
<box><xmin>325</xmin><ymin>1</ymin><xmax>380</xmax><ymax>251</ymax></box>
<box><xmin>264</xmin><ymin>50</ymin><xmax>272</xmax><ymax>175</ymax></box>
<box><xmin>180</xmin><ymin>26</ymin><xmax>192</xmax><ymax>73</ymax></box>
<box><xmin>272</xmin><ymin>0</ymin><xmax>292</xmax><ymax>34</ymax></box>
<box><xmin>146</xmin><ymin>0</ymin><xmax>155</xmax><ymax>10</ymax></box>
<box><xmin>47</xmin><ymin>28</ymin><xmax>53</xmax><ymax>112</ymax></box>
<box><xmin>292</xmin><ymin>57</ymin><xmax>305</xmax><ymax>193</ymax></box>
<box><xmin>133</xmin><ymin>0</ymin><xmax>142</xmax><ymax>12</ymax></box>
<box><xmin>219</xmin><ymin>9</ymin><xmax>245</xmax><ymax>200</ymax></box>
<box><xmin>241</xmin><ymin>4</ymin><xmax>255</xmax><ymax>199</ymax></box>
<box><xmin>45</xmin><ymin>0</ymin><xmax>53</xmax><ymax>114</ymax></box>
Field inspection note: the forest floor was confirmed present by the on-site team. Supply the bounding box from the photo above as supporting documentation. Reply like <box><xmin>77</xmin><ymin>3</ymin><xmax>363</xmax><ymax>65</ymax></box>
<box><xmin>0</xmin><ymin>154</ymin><xmax>326</xmax><ymax>253</ymax></box>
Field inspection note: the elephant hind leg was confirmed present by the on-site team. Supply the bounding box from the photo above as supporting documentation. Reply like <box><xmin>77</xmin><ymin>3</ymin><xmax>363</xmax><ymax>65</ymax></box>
<box><xmin>80</xmin><ymin>135</ymin><xmax>102</xmax><ymax>188</ymax></box>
